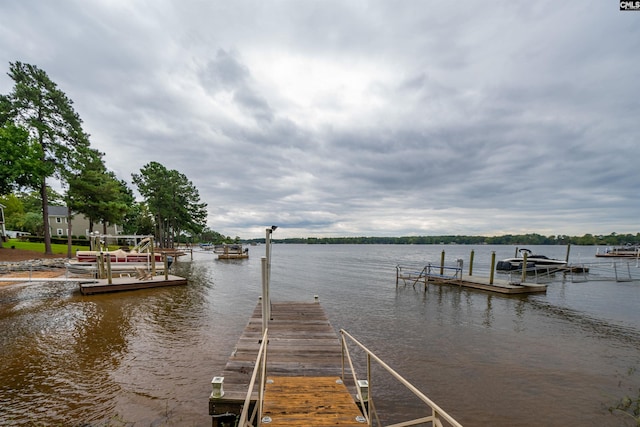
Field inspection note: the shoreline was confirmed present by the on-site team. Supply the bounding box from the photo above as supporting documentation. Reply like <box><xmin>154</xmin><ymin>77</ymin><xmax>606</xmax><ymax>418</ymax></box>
<box><xmin>0</xmin><ymin>251</ymin><xmax>69</xmax><ymax>286</ymax></box>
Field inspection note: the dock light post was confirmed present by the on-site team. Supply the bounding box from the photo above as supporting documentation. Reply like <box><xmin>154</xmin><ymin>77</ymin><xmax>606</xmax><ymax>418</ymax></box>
<box><xmin>262</xmin><ymin>226</ymin><xmax>277</xmax><ymax>334</ymax></box>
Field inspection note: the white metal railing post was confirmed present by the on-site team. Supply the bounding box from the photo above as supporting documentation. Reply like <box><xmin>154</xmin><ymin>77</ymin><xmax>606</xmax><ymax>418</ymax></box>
<box><xmin>367</xmin><ymin>352</ymin><xmax>372</xmax><ymax>425</ymax></box>
<box><xmin>261</xmin><ymin>257</ymin><xmax>268</xmax><ymax>334</ymax></box>
<box><xmin>238</xmin><ymin>328</ymin><xmax>269</xmax><ymax>427</ymax></box>
<box><xmin>340</xmin><ymin>329</ymin><xmax>464</xmax><ymax>427</ymax></box>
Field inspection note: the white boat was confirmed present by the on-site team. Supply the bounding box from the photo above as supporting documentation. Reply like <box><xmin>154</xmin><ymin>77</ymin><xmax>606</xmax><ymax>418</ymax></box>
<box><xmin>496</xmin><ymin>248</ymin><xmax>567</xmax><ymax>271</ymax></box>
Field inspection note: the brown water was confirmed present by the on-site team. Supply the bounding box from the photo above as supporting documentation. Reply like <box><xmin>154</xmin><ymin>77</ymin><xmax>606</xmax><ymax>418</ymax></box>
<box><xmin>1</xmin><ymin>245</ymin><xmax>639</xmax><ymax>426</ymax></box>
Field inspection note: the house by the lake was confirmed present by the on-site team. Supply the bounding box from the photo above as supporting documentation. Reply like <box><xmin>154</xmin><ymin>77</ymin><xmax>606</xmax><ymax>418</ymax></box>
<box><xmin>47</xmin><ymin>205</ymin><xmax>119</xmax><ymax>238</ymax></box>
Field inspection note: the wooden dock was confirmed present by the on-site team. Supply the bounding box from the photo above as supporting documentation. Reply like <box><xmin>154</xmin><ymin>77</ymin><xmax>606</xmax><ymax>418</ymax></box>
<box><xmin>397</xmin><ymin>268</ymin><xmax>547</xmax><ymax>294</ymax></box>
<box><xmin>79</xmin><ymin>274</ymin><xmax>187</xmax><ymax>295</ymax></box>
<box><xmin>209</xmin><ymin>301</ymin><xmax>363</xmax><ymax>426</ymax></box>
<box><xmin>262</xmin><ymin>376</ymin><xmax>364</xmax><ymax>426</ymax></box>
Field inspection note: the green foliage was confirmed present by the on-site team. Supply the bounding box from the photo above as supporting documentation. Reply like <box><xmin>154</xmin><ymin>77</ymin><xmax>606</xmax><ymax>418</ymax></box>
<box><xmin>22</xmin><ymin>212</ymin><xmax>44</xmax><ymax>236</ymax></box>
<box><xmin>198</xmin><ymin>227</ymin><xmax>232</xmax><ymax>244</ymax></box>
<box><xmin>0</xmin><ymin>193</ymin><xmax>25</xmax><ymax>229</ymax></box>
<box><xmin>132</xmin><ymin>161</ymin><xmax>208</xmax><ymax>248</ymax></box>
<box><xmin>247</xmin><ymin>232</ymin><xmax>640</xmax><ymax>245</ymax></box>
<box><xmin>66</xmin><ymin>148</ymin><xmax>130</xmax><ymax>233</ymax></box>
<box><xmin>0</xmin><ymin>123</ymin><xmax>42</xmax><ymax>194</ymax></box>
<box><xmin>121</xmin><ymin>202</ymin><xmax>155</xmax><ymax>235</ymax></box>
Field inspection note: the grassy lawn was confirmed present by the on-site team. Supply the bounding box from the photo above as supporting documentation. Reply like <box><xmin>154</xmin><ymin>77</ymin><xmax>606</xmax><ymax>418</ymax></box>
<box><xmin>5</xmin><ymin>239</ymin><xmax>91</xmax><ymax>255</ymax></box>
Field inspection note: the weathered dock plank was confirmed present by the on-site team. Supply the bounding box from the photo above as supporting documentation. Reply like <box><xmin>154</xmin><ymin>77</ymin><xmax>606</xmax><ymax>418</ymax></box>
<box><xmin>262</xmin><ymin>376</ymin><xmax>364</xmax><ymax>426</ymax></box>
<box><xmin>209</xmin><ymin>301</ymin><xmax>359</xmax><ymax>424</ymax></box>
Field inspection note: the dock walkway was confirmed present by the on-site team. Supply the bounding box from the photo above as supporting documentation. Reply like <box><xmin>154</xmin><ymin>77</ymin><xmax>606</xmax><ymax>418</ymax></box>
<box><xmin>397</xmin><ymin>266</ymin><xmax>547</xmax><ymax>294</ymax></box>
<box><xmin>210</xmin><ymin>301</ymin><xmax>363</xmax><ymax>425</ymax></box>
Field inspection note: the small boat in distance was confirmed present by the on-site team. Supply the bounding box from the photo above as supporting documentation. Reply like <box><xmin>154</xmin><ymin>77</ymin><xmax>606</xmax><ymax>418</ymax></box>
<box><xmin>214</xmin><ymin>243</ymin><xmax>249</xmax><ymax>259</ymax></box>
<box><xmin>596</xmin><ymin>245</ymin><xmax>640</xmax><ymax>258</ymax></box>
<box><xmin>496</xmin><ymin>248</ymin><xmax>567</xmax><ymax>271</ymax></box>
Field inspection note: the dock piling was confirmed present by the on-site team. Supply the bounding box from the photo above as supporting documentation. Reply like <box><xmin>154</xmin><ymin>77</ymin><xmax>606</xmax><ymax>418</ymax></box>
<box><xmin>489</xmin><ymin>251</ymin><xmax>496</xmax><ymax>284</ymax></box>
<box><xmin>521</xmin><ymin>251</ymin><xmax>528</xmax><ymax>283</ymax></box>
<box><xmin>106</xmin><ymin>254</ymin><xmax>113</xmax><ymax>284</ymax></box>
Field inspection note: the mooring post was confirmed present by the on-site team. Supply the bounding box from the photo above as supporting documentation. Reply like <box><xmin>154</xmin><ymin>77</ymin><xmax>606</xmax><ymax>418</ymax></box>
<box><xmin>164</xmin><ymin>254</ymin><xmax>169</xmax><ymax>280</ymax></box>
<box><xmin>565</xmin><ymin>244</ymin><xmax>571</xmax><ymax>263</ymax></box>
<box><xmin>521</xmin><ymin>251</ymin><xmax>528</xmax><ymax>283</ymax></box>
<box><xmin>106</xmin><ymin>253</ymin><xmax>112</xmax><ymax>284</ymax></box>
<box><xmin>489</xmin><ymin>251</ymin><xmax>496</xmax><ymax>284</ymax></box>
<box><xmin>150</xmin><ymin>236</ymin><xmax>156</xmax><ymax>276</ymax></box>
<box><xmin>440</xmin><ymin>250</ymin><xmax>445</xmax><ymax>275</ymax></box>
<box><xmin>469</xmin><ymin>250</ymin><xmax>475</xmax><ymax>276</ymax></box>
<box><xmin>98</xmin><ymin>252</ymin><xmax>105</xmax><ymax>279</ymax></box>
<box><xmin>395</xmin><ymin>265</ymin><xmax>399</xmax><ymax>287</ymax></box>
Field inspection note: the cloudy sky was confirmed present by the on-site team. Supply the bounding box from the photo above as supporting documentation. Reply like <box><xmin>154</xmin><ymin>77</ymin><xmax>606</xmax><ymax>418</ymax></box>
<box><xmin>1</xmin><ymin>1</ymin><xmax>638</xmax><ymax>239</ymax></box>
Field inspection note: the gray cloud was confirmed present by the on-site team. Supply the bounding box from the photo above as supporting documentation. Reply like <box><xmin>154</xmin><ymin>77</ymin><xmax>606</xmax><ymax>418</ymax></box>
<box><xmin>1</xmin><ymin>0</ymin><xmax>638</xmax><ymax>238</ymax></box>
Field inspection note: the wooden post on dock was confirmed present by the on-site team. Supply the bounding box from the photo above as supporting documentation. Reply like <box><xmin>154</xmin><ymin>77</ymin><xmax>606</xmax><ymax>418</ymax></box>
<box><xmin>99</xmin><ymin>252</ymin><xmax>105</xmax><ymax>279</ymax></box>
<box><xmin>164</xmin><ymin>254</ymin><xmax>169</xmax><ymax>280</ymax></box>
<box><xmin>150</xmin><ymin>237</ymin><xmax>156</xmax><ymax>276</ymax></box>
<box><xmin>469</xmin><ymin>250</ymin><xmax>475</xmax><ymax>276</ymax></box>
<box><xmin>106</xmin><ymin>253</ymin><xmax>113</xmax><ymax>284</ymax></box>
<box><xmin>440</xmin><ymin>250</ymin><xmax>445</xmax><ymax>275</ymax></box>
<box><xmin>565</xmin><ymin>244</ymin><xmax>571</xmax><ymax>263</ymax></box>
<box><xmin>521</xmin><ymin>251</ymin><xmax>528</xmax><ymax>283</ymax></box>
<box><xmin>395</xmin><ymin>265</ymin><xmax>399</xmax><ymax>287</ymax></box>
<box><xmin>490</xmin><ymin>251</ymin><xmax>496</xmax><ymax>284</ymax></box>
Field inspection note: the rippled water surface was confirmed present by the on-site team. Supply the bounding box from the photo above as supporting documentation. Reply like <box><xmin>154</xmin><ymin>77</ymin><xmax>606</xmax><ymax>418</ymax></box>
<box><xmin>1</xmin><ymin>245</ymin><xmax>639</xmax><ymax>426</ymax></box>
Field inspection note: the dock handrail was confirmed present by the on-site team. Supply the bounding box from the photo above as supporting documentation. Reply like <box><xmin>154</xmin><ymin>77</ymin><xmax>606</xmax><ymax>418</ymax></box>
<box><xmin>340</xmin><ymin>329</ymin><xmax>463</xmax><ymax>427</ymax></box>
<box><xmin>396</xmin><ymin>263</ymin><xmax>462</xmax><ymax>287</ymax></box>
<box><xmin>238</xmin><ymin>328</ymin><xmax>269</xmax><ymax>427</ymax></box>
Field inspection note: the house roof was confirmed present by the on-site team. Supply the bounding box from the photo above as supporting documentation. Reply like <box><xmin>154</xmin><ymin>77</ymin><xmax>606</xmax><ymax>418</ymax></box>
<box><xmin>48</xmin><ymin>206</ymin><xmax>68</xmax><ymax>216</ymax></box>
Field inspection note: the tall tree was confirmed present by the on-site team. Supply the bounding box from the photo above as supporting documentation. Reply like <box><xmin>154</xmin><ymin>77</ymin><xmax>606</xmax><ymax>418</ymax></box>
<box><xmin>132</xmin><ymin>162</ymin><xmax>207</xmax><ymax>248</ymax></box>
<box><xmin>3</xmin><ymin>62</ymin><xmax>91</xmax><ymax>254</ymax></box>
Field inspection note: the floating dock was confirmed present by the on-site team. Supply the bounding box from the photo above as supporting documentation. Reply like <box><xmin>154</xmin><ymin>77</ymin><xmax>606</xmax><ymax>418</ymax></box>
<box><xmin>79</xmin><ymin>274</ymin><xmax>187</xmax><ymax>295</ymax></box>
<box><xmin>396</xmin><ymin>266</ymin><xmax>547</xmax><ymax>294</ymax></box>
<box><xmin>209</xmin><ymin>300</ymin><xmax>363</xmax><ymax>426</ymax></box>
<box><xmin>215</xmin><ymin>244</ymin><xmax>249</xmax><ymax>260</ymax></box>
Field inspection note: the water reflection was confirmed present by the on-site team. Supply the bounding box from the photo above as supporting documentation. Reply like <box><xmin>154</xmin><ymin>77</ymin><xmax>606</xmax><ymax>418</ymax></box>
<box><xmin>0</xmin><ymin>245</ymin><xmax>638</xmax><ymax>426</ymax></box>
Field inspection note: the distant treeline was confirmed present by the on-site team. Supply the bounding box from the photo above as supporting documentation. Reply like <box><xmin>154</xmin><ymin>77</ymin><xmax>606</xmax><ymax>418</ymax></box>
<box><xmin>244</xmin><ymin>232</ymin><xmax>639</xmax><ymax>246</ymax></box>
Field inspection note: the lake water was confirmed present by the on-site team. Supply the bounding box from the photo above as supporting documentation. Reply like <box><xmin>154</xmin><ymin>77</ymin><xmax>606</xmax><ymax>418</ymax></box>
<box><xmin>0</xmin><ymin>244</ymin><xmax>638</xmax><ymax>426</ymax></box>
